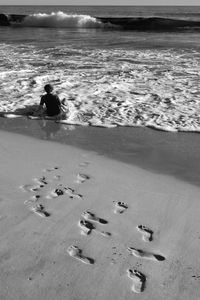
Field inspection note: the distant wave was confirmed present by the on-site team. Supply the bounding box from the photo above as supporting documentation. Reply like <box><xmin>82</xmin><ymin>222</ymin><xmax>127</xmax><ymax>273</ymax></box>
<box><xmin>1</xmin><ymin>12</ymin><xmax>200</xmax><ymax>31</ymax></box>
<box><xmin>97</xmin><ymin>16</ymin><xmax>200</xmax><ymax>31</ymax></box>
<box><xmin>0</xmin><ymin>12</ymin><xmax>108</xmax><ymax>28</ymax></box>
<box><xmin>22</xmin><ymin>12</ymin><xmax>105</xmax><ymax>28</ymax></box>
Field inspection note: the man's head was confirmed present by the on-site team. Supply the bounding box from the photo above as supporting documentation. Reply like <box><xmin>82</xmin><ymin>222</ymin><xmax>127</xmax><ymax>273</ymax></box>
<box><xmin>44</xmin><ymin>84</ymin><xmax>53</xmax><ymax>94</ymax></box>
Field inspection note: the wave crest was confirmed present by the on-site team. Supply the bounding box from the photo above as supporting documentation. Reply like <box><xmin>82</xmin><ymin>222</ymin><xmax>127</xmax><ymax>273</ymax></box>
<box><xmin>2</xmin><ymin>12</ymin><xmax>200</xmax><ymax>31</ymax></box>
<box><xmin>21</xmin><ymin>11</ymin><xmax>104</xmax><ymax>28</ymax></box>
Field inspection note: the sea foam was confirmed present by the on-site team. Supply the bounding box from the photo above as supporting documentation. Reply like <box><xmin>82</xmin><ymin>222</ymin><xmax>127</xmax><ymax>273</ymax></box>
<box><xmin>1</xmin><ymin>43</ymin><xmax>200</xmax><ymax>132</ymax></box>
<box><xmin>20</xmin><ymin>12</ymin><xmax>105</xmax><ymax>28</ymax></box>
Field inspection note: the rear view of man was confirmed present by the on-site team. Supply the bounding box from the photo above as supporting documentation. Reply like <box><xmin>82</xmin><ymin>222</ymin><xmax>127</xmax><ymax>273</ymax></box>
<box><xmin>40</xmin><ymin>84</ymin><xmax>61</xmax><ymax>117</ymax></box>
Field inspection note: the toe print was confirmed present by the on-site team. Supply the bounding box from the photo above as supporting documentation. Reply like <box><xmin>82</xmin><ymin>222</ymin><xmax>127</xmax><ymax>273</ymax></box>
<box><xmin>127</xmin><ymin>269</ymin><xmax>146</xmax><ymax>293</ymax></box>
<box><xmin>137</xmin><ymin>225</ymin><xmax>153</xmax><ymax>242</ymax></box>
<box><xmin>113</xmin><ymin>201</ymin><xmax>128</xmax><ymax>214</ymax></box>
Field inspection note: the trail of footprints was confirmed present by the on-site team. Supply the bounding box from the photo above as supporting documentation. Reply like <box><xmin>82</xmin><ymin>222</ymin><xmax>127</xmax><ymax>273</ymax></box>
<box><xmin>20</xmin><ymin>166</ymin><xmax>87</xmax><ymax>217</ymax></box>
<box><xmin>20</xmin><ymin>164</ymin><xmax>165</xmax><ymax>294</ymax></box>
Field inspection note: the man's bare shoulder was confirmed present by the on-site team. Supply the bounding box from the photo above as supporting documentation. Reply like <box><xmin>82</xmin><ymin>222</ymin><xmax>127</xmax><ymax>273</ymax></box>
<box><xmin>41</xmin><ymin>94</ymin><xmax>47</xmax><ymax>100</ymax></box>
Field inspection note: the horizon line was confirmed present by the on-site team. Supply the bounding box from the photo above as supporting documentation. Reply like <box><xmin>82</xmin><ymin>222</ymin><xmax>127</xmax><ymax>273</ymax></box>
<box><xmin>1</xmin><ymin>4</ymin><xmax>200</xmax><ymax>6</ymax></box>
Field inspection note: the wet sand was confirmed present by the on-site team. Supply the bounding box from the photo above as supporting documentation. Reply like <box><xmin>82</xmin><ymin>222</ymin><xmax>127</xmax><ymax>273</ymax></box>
<box><xmin>0</xmin><ymin>117</ymin><xmax>200</xmax><ymax>187</ymax></box>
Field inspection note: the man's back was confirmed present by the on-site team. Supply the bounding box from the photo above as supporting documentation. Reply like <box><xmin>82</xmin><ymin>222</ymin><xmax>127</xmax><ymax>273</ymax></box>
<box><xmin>40</xmin><ymin>93</ymin><xmax>61</xmax><ymax>116</ymax></box>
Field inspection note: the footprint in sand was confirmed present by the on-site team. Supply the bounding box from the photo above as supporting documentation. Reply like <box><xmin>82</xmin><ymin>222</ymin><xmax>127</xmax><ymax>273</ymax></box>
<box><xmin>127</xmin><ymin>247</ymin><xmax>165</xmax><ymax>261</ymax></box>
<box><xmin>46</xmin><ymin>187</ymin><xmax>65</xmax><ymax>199</ymax></box>
<box><xmin>32</xmin><ymin>195</ymin><xmax>41</xmax><ymax>200</ymax></box>
<box><xmin>44</xmin><ymin>166</ymin><xmax>59</xmax><ymax>172</ymax></box>
<box><xmin>67</xmin><ymin>245</ymin><xmax>94</xmax><ymax>265</ymax></box>
<box><xmin>78</xmin><ymin>219</ymin><xmax>94</xmax><ymax>235</ymax></box>
<box><xmin>31</xmin><ymin>204</ymin><xmax>50</xmax><ymax>217</ymax></box>
<box><xmin>127</xmin><ymin>269</ymin><xmax>146</xmax><ymax>293</ymax></box>
<box><xmin>24</xmin><ymin>194</ymin><xmax>41</xmax><ymax>205</ymax></box>
<box><xmin>34</xmin><ymin>176</ymin><xmax>48</xmax><ymax>185</ymax></box>
<box><xmin>78</xmin><ymin>219</ymin><xmax>111</xmax><ymax>237</ymax></box>
<box><xmin>20</xmin><ymin>184</ymin><xmax>42</xmax><ymax>192</ymax></box>
<box><xmin>81</xmin><ymin>211</ymin><xmax>108</xmax><ymax>224</ymax></box>
<box><xmin>65</xmin><ymin>187</ymin><xmax>83</xmax><ymax>200</ymax></box>
<box><xmin>76</xmin><ymin>173</ymin><xmax>90</xmax><ymax>184</ymax></box>
<box><xmin>113</xmin><ymin>201</ymin><xmax>128</xmax><ymax>214</ymax></box>
<box><xmin>46</xmin><ymin>186</ymin><xmax>83</xmax><ymax>200</ymax></box>
<box><xmin>137</xmin><ymin>225</ymin><xmax>153</xmax><ymax>242</ymax></box>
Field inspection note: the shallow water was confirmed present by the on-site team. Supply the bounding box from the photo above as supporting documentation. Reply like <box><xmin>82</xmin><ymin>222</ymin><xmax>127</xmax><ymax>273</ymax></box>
<box><xmin>0</xmin><ymin>117</ymin><xmax>200</xmax><ymax>187</ymax></box>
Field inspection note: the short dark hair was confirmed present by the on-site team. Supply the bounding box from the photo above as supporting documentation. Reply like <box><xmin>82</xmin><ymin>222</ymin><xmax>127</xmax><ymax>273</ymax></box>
<box><xmin>44</xmin><ymin>84</ymin><xmax>53</xmax><ymax>93</ymax></box>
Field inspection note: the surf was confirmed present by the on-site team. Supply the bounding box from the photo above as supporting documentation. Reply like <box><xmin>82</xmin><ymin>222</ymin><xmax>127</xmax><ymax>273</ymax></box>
<box><xmin>1</xmin><ymin>12</ymin><xmax>200</xmax><ymax>31</ymax></box>
<box><xmin>0</xmin><ymin>12</ymin><xmax>107</xmax><ymax>28</ymax></box>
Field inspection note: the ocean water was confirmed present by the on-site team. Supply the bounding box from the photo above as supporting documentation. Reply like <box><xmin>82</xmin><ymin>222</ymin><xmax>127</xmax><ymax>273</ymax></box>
<box><xmin>1</xmin><ymin>5</ymin><xmax>200</xmax><ymax>131</ymax></box>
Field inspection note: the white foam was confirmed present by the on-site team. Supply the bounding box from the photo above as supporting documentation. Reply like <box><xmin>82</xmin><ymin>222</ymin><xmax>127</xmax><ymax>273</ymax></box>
<box><xmin>1</xmin><ymin>43</ymin><xmax>200</xmax><ymax>132</ymax></box>
<box><xmin>21</xmin><ymin>12</ymin><xmax>104</xmax><ymax>28</ymax></box>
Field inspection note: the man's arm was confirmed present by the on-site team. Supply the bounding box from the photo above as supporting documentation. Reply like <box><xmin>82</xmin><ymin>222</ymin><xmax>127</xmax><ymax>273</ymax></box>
<box><xmin>35</xmin><ymin>95</ymin><xmax>45</xmax><ymax>113</ymax></box>
<box><xmin>55</xmin><ymin>95</ymin><xmax>62</xmax><ymax>108</ymax></box>
<box><xmin>40</xmin><ymin>95</ymin><xmax>45</xmax><ymax>107</ymax></box>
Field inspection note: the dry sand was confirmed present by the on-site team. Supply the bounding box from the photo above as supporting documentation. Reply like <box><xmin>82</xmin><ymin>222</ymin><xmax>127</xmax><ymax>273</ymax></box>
<box><xmin>0</xmin><ymin>128</ymin><xmax>200</xmax><ymax>300</ymax></box>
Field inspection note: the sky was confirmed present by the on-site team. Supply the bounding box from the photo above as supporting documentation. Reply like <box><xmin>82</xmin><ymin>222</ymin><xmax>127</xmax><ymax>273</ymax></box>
<box><xmin>1</xmin><ymin>0</ymin><xmax>200</xmax><ymax>5</ymax></box>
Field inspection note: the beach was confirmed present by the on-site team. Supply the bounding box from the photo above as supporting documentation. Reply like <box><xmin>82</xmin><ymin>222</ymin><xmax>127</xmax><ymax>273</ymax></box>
<box><xmin>1</xmin><ymin>4</ymin><xmax>200</xmax><ymax>299</ymax></box>
<box><xmin>0</xmin><ymin>120</ymin><xmax>200</xmax><ymax>299</ymax></box>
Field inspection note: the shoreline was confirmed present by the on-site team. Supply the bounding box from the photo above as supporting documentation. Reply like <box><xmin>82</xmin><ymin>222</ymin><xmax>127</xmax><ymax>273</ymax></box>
<box><xmin>0</xmin><ymin>117</ymin><xmax>200</xmax><ymax>187</ymax></box>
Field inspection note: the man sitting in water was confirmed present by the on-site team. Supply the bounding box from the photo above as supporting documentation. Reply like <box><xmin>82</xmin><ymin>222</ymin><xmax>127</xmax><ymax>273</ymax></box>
<box><xmin>39</xmin><ymin>84</ymin><xmax>62</xmax><ymax>117</ymax></box>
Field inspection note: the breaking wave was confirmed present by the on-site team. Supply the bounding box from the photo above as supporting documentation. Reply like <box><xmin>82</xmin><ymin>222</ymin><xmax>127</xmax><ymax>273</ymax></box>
<box><xmin>1</xmin><ymin>12</ymin><xmax>200</xmax><ymax>31</ymax></box>
<box><xmin>21</xmin><ymin>12</ymin><xmax>105</xmax><ymax>28</ymax></box>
